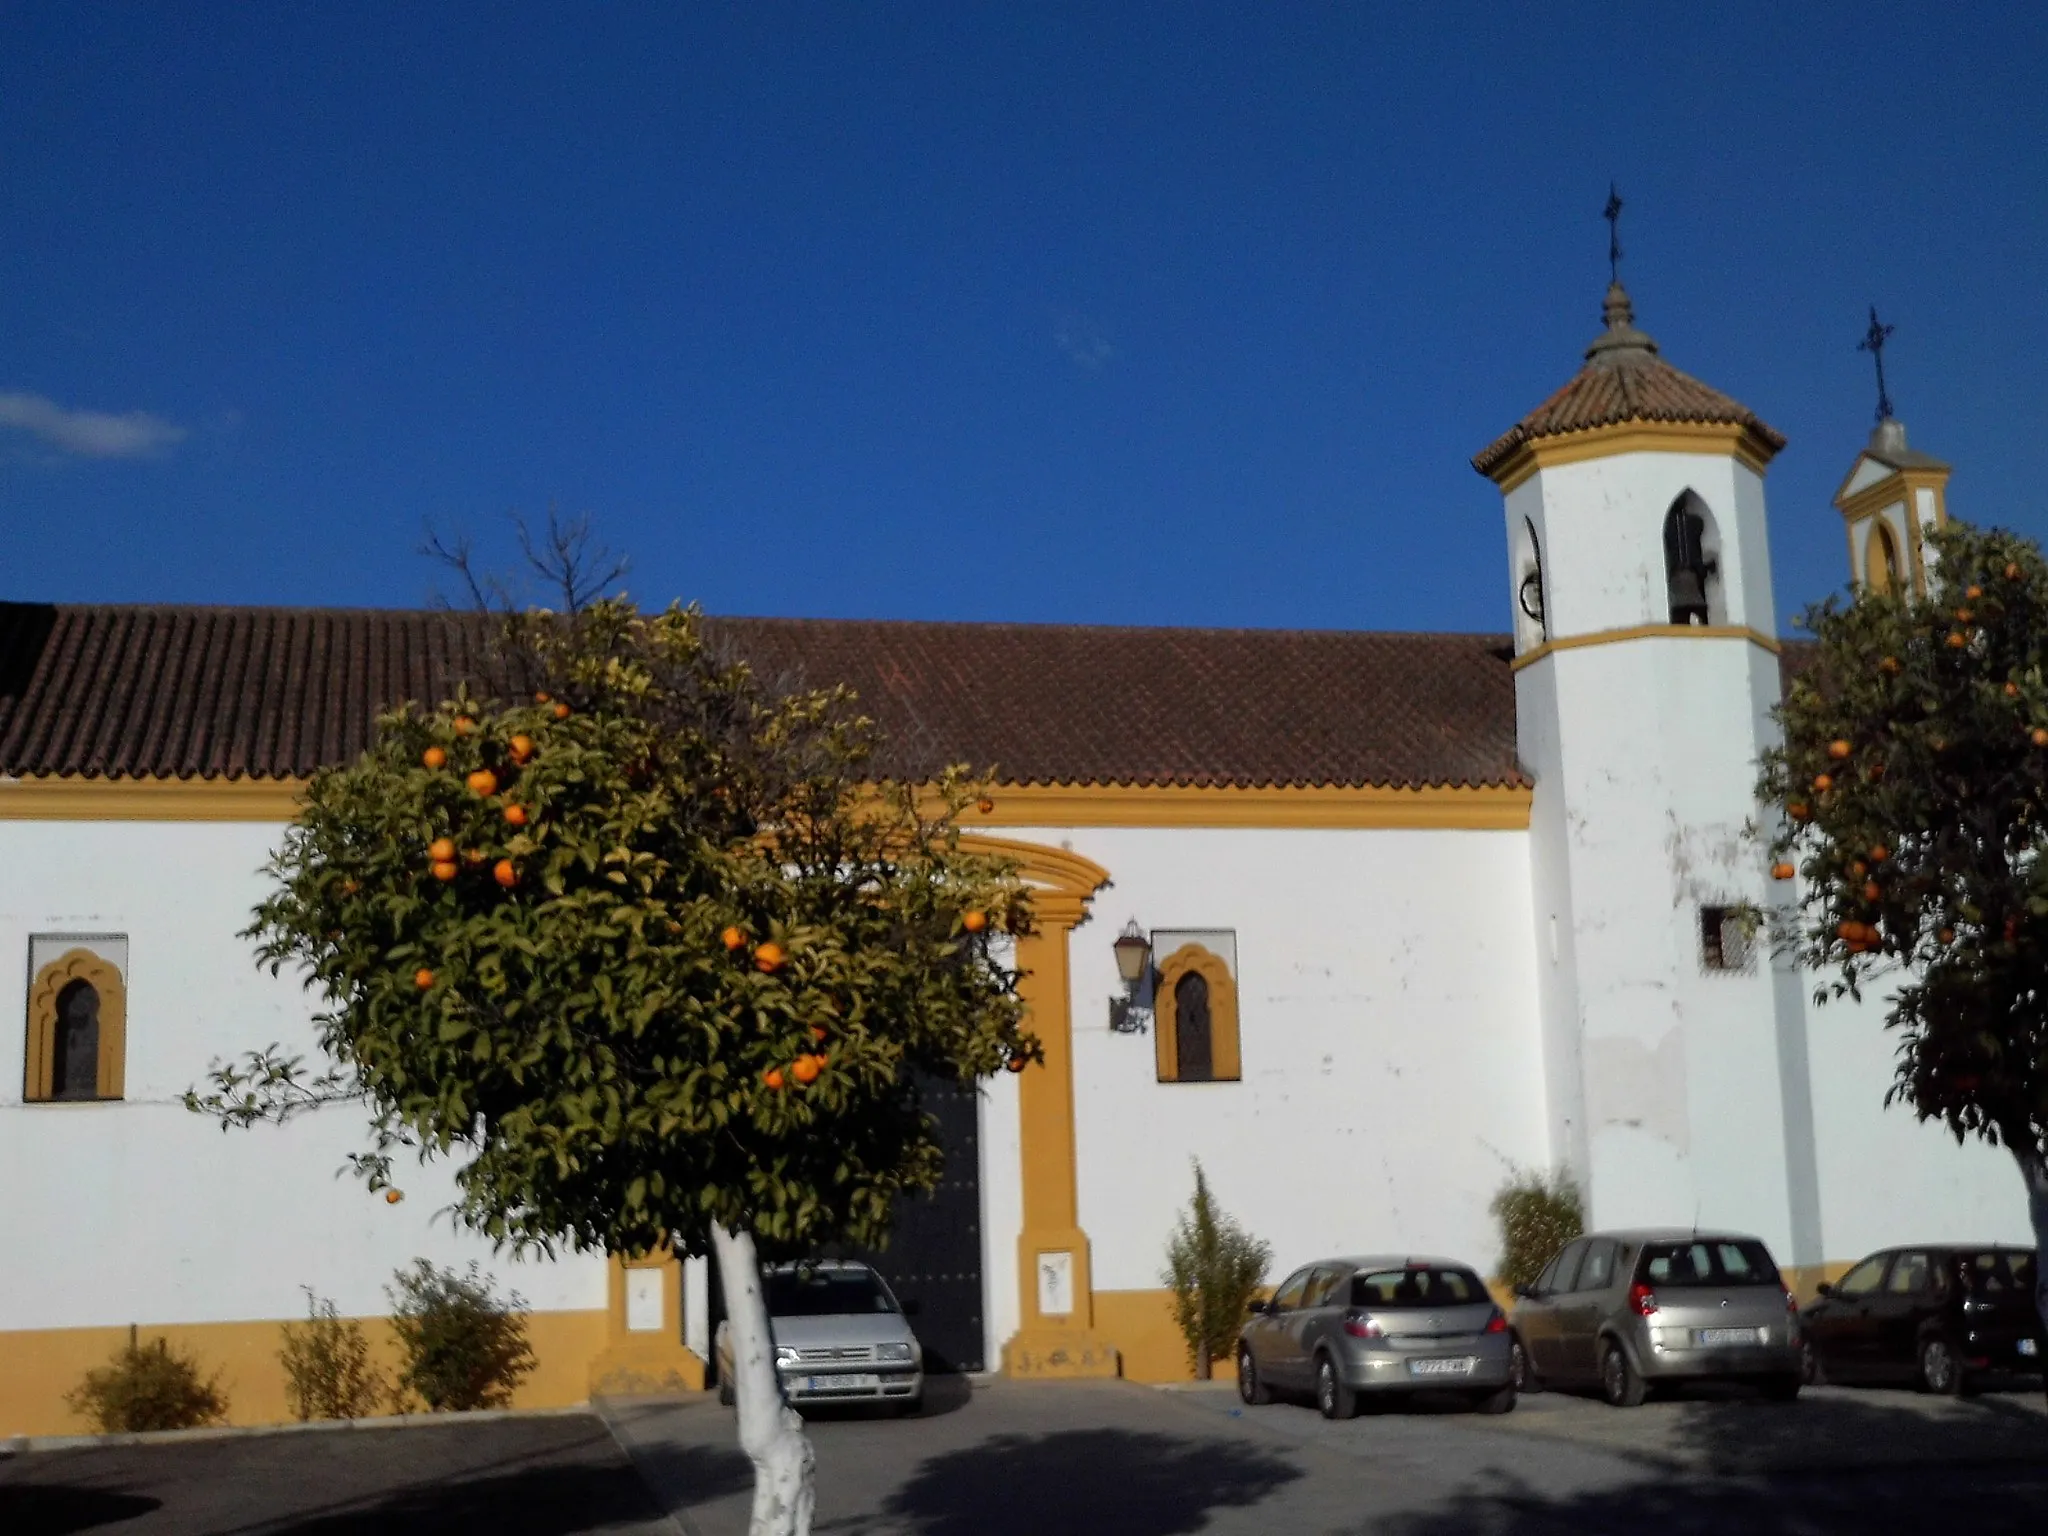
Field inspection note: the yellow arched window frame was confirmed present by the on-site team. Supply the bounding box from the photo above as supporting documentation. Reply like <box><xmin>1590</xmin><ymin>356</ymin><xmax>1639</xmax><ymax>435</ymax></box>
<box><xmin>1867</xmin><ymin>519</ymin><xmax>1901</xmax><ymax>596</ymax></box>
<box><xmin>1152</xmin><ymin>942</ymin><xmax>1240</xmax><ymax>1084</ymax></box>
<box><xmin>25</xmin><ymin>948</ymin><xmax>127</xmax><ymax>1102</ymax></box>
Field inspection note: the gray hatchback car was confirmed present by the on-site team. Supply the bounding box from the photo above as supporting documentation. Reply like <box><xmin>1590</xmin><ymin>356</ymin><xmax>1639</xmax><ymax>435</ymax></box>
<box><xmin>1236</xmin><ymin>1255</ymin><xmax>1517</xmax><ymax>1419</ymax></box>
<box><xmin>1509</xmin><ymin>1228</ymin><xmax>1803</xmax><ymax>1405</ymax></box>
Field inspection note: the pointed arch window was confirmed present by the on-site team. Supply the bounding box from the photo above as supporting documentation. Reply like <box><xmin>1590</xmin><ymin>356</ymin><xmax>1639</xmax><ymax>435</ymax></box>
<box><xmin>1867</xmin><ymin>520</ymin><xmax>1901</xmax><ymax>596</ymax></box>
<box><xmin>25</xmin><ymin>945</ymin><xmax>127</xmax><ymax>1102</ymax></box>
<box><xmin>1663</xmin><ymin>494</ymin><xmax>1721</xmax><ymax>625</ymax></box>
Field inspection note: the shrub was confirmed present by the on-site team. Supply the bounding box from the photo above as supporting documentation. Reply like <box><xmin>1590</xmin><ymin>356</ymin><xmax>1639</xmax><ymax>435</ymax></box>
<box><xmin>1489</xmin><ymin>1167</ymin><xmax>1584</xmax><ymax>1291</ymax></box>
<box><xmin>1161</xmin><ymin>1160</ymin><xmax>1273</xmax><ymax>1379</ymax></box>
<box><xmin>387</xmin><ymin>1260</ymin><xmax>535</xmax><ymax>1412</ymax></box>
<box><xmin>279</xmin><ymin>1289</ymin><xmax>387</xmax><ymax>1421</ymax></box>
<box><xmin>67</xmin><ymin>1331</ymin><xmax>228</xmax><ymax>1433</ymax></box>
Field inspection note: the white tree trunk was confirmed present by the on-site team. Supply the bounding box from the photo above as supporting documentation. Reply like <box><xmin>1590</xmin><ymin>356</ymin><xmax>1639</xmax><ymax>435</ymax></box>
<box><xmin>711</xmin><ymin>1222</ymin><xmax>816</xmax><ymax>1536</ymax></box>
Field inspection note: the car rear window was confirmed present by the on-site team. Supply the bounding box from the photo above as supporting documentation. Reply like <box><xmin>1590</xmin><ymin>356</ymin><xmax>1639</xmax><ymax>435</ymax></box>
<box><xmin>1959</xmin><ymin>1251</ymin><xmax>2040</xmax><ymax>1296</ymax></box>
<box><xmin>1351</xmin><ymin>1267</ymin><xmax>1489</xmax><ymax>1308</ymax></box>
<box><xmin>764</xmin><ymin>1268</ymin><xmax>898</xmax><ymax>1317</ymax></box>
<box><xmin>1637</xmin><ymin>1240</ymin><xmax>1780</xmax><ymax>1288</ymax></box>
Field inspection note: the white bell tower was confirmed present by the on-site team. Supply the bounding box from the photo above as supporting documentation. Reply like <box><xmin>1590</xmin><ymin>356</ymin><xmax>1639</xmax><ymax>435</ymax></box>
<box><xmin>1474</xmin><ymin>275</ymin><xmax>1821</xmax><ymax>1266</ymax></box>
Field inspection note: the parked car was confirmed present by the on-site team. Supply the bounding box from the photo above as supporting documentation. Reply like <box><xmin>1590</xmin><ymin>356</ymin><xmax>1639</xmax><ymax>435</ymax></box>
<box><xmin>1509</xmin><ymin>1229</ymin><xmax>1803</xmax><ymax>1406</ymax></box>
<box><xmin>1235</xmin><ymin>1255</ymin><xmax>1516</xmax><ymax>1419</ymax></box>
<box><xmin>1800</xmin><ymin>1245</ymin><xmax>2042</xmax><ymax>1395</ymax></box>
<box><xmin>714</xmin><ymin>1259</ymin><xmax>924</xmax><ymax>1413</ymax></box>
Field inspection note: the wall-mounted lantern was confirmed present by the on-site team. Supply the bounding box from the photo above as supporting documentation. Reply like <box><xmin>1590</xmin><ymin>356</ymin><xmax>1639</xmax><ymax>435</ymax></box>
<box><xmin>1109</xmin><ymin>919</ymin><xmax>1153</xmax><ymax>1034</ymax></box>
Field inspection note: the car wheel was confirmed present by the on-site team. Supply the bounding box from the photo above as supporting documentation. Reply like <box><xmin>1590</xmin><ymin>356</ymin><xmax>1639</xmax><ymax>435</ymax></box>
<box><xmin>1316</xmin><ymin>1354</ymin><xmax>1358</xmax><ymax>1421</ymax></box>
<box><xmin>1800</xmin><ymin>1339</ymin><xmax>1826</xmax><ymax>1387</ymax></box>
<box><xmin>1237</xmin><ymin>1345</ymin><xmax>1271</xmax><ymax>1406</ymax></box>
<box><xmin>1507</xmin><ymin>1334</ymin><xmax>1540</xmax><ymax>1394</ymax></box>
<box><xmin>1600</xmin><ymin>1340</ymin><xmax>1647</xmax><ymax>1408</ymax></box>
<box><xmin>1470</xmin><ymin>1381</ymin><xmax>1517</xmax><ymax>1415</ymax></box>
<box><xmin>1918</xmin><ymin>1336</ymin><xmax>1965</xmax><ymax>1397</ymax></box>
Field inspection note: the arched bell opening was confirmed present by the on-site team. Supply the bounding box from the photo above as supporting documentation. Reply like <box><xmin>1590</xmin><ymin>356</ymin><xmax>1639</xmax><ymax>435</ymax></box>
<box><xmin>1867</xmin><ymin>519</ymin><xmax>1902</xmax><ymax>596</ymax></box>
<box><xmin>1512</xmin><ymin>515</ymin><xmax>1548</xmax><ymax>652</ymax></box>
<box><xmin>1663</xmin><ymin>491</ymin><xmax>1724</xmax><ymax>626</ymax></box>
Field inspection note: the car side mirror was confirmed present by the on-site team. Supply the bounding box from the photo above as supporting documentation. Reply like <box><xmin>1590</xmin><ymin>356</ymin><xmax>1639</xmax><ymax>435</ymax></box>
<box><xmin>1815</xmin><ymin>1282</ymin><xmax>1833</xmax><ymax>1298</ymax></box>
<box><xmin>1246</xmin><ymin>1299</ymin><xmax>1268</xmax><ymax>1315</ymax></box>
<box><xmin>901</xmin><ymin>1298</ymin><xmax>922</xmax><ymax>1317</ymax></box>
<box><xmin>1512</xmin><ymin>1283</ymin><xmax>1535</xmax><ymax>1300</ymax></box>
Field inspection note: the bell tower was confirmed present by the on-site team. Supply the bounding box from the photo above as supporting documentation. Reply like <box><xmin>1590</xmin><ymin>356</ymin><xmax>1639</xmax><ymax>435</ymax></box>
<box><xmin>1473</xmin><ymin>238</ymin><xmax>1822</xmax><ymax>1268</ymax></box>
<box><xmin>1833</xmin><ymin>309</ymin><xmax>1949</xmax><ymax>598</ymax></box>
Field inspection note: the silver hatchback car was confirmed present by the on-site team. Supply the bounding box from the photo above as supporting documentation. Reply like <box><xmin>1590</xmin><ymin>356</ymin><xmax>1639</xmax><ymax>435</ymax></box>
<box><xmin>1509</xmin><ymin>1228</ymin><xmax>1803</xmax><ymax>1406</ymax></box>
<box><xmin>1236</xmin><ymin>1255</ymin><xmax>1517</xmax><ymax>1418</ymax></box>
<box><xmin>714</xmin><ymin>1260</ymin><xmax>924</xmax><ymax>1413</ymax></box>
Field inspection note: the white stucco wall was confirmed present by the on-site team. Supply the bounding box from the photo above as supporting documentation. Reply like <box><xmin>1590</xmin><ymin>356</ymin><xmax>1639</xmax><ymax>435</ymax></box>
<box><xmin>0</xmin><ymin>819</ymin><xmax>605</xmax><ymax>1332</ymax></box>
<box><xmin>982</xmin><ymin>824</ymin><xmax>1549</xmax><ymax>1294</ymax></box>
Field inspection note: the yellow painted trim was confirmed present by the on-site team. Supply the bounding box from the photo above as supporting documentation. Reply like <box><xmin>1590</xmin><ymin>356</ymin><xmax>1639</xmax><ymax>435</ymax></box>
<box><xmin>25</xmin><ymin>948</ymin><xmax>126</xmax><ymax>1102</ymax></box>
<box><xmin>1489</xmin><ymin>420</ymin><xmax>1780</xmax><ymax>493</ymax></box>
<box><xmin>0</xmin><ymin>775</ymin><xmax>1533</xmax><ymax>831</ymax></box>
<box><xmin>1152</xmin><ymin>943</ymin><xmax>1241</xmax><ymax>1084</ymax></box>
<box><xmin>1867</xmin><ymin>519</ymin><xmax>1901</xmax><ymax>596</ymax></box>
<box><xmin>1510</xmin><ymin>623</ymin><xmax>1781</xmax><ymax>673</ymax></box>
<box><xmin>1836</xmin><ymin>465</ymin><xmax>1949</xmax><ymax>599</ymax></box>
<box><xmin>0</xmin><ymin>1310</ymin><xmax>610</xmax><ymax>1437</ymax></box>
<box><xmin>590</xmin><ymin>1250</ymin><xmax>705</xmax><ymax>1395</ymax></box>
<box><xmin>0</xmin><ymin>776</ymin><xmax>306</xmax><ymax>820</ymax></box>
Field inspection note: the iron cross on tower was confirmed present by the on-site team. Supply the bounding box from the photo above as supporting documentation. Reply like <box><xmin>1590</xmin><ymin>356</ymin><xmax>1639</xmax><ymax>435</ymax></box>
<box><xmin>1603</xmin><ymin>184</ymin><xmax>1624</xmax><ymax>284</ymax></box>
<box><xmin>1859</xmin><ymin>305</ymin><xmax>1897</xmax><ymax>424</ymax></box>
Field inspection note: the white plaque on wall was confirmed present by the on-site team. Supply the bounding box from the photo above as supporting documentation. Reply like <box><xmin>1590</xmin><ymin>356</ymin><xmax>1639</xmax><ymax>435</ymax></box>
<box><xmin>1037</xmin><ymin>1250</ymin><xmax>1074</xmax><ymax>1317</ymax></box>
<box><xmin>626</xmin><ymin>1267</ymin><xmax>664</xmax><ymax>1333</ymax></box>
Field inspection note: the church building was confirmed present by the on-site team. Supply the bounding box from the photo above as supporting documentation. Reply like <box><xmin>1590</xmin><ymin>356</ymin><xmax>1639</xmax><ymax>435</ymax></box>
<box><xmin>0</xmin><ymin>277</ymin><xmax>2024</xmax><ymax>1433</ymax></box>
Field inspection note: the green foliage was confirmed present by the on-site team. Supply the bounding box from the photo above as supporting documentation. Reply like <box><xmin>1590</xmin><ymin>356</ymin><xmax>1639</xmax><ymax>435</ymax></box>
<box><xmin>190</xmin><ymin>599</ymin><xmax>1033</xmax><ymax>1261</ymax></box>
<box><xmin>1161</xmin><ymin>1161</ymin><xmax>1273</xmax><ymax>1377</ymax></box>
<box><xmin>387</xmin><ymin>1260</ymin><xmax>535</xmax><ymax>1412</ymax></box>
<box><xmin>66</xmin><ymin>1333</ymin><xmax>228</xmax><ymax>1433</ymax></box>
<box><xmin>279</xmin><ymin>1289</ymin><xmax>387</xmax><ymax>1421</ymax></box>
<box><xmin>1489</xmin><ymin>1167</ymin><xmax>1583</xmax><ymax>1290</ymax></box>
<box><xmin>1759</xmin><ymin>522</ymin><xmax>2048</xmax><ymax>1159</ymax></box>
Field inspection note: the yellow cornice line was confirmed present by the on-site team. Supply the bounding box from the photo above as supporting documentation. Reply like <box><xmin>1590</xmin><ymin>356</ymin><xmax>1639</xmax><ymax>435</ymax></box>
<box><xmin>0</xmin><ymin>775</ymin><xmax>1533</xmax><ymax>831</ymax></box>
<box><xmin>1835</xmin><ymin>467</ymin><xmax>1949</xmax><ymax>523</ymax></box>
<box><xmin>1490</xmin><ymin>420</ymin><xmax>1779</xmax><ymax>493</ymax></box>
<box><xmin>1510</xmin><ymin>623</ymin><xmax>1781</xmax><ymax>673</ymax></box>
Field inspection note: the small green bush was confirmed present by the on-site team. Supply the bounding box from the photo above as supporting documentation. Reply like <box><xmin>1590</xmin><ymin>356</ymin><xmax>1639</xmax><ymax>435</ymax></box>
<box><xmin>387</xmin><ymin>1260</ymin><xmax>535</xmax><ymax>1412</ymax></box>
<box><xmin>1489</xmin><ymin>1167</ymin><xmax>1584</xmax><ymax>1291</ymax></box>
<box><xmin>1161</xmin><ymin>1160</ymin><xmax>1274</xmax><ymax>1379</ymax></box>
<box><xmin>280</xmin><ymin>1289</ymin><xmax>387</xmax><ymax>1421</ymax></box>
<box><xmin>67</xmin><ymin>1332</ymin><xmax>228</xmax><ymax>1433</ymax></box>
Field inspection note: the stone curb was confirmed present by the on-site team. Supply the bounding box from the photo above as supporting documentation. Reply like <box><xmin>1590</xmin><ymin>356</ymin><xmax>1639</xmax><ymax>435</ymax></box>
<box><xmin>1</xmin><ymin>1402</ymin><xmax>592</xmax><ymax>1455</ymax></box>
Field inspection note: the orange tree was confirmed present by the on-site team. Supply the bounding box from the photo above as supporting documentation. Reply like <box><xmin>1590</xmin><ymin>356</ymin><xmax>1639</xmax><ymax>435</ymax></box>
<box><xmin>1758</xmin><ymin>520</ymin><xmax>2048</xmax><ymax>1346</ymax></box>
<box><xmin>188</xmin><ymin>599</ymin><xmax>1033</xmax><ymax>1534</ymax></box>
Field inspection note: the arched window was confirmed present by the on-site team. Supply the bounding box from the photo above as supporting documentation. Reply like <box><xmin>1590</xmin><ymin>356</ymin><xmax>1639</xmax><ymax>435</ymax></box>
<box><xmin>1663</xmin><ymin>493</ymin><xmax>1721</xmax><ymax>625</ymax></box>
<box><xmin>1153</xmin><ymin>943</ymin><xmax>1240</xmax><ymax>1084</ymax></box>
<box><xmin>1514</xmin><ymin>516</ymin><xmax>1548</xmax><ymax>651</ymax></box>
<box><xmin>1868</xmin><ymin>521</ymin><xmax>1900</xmax><ymax>596</ymax></box>
<box><xmin>25</xmin><ymin>946</ymin><xmax>126</xmax><ymax>1102</ymax></box>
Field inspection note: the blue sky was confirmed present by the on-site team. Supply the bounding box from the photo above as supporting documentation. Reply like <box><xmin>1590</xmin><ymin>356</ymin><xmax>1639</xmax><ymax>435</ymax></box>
<box><xmin>4</xmin><ymin>4</ymin><xmax>2044</xmax><ymax>633</ymax></box>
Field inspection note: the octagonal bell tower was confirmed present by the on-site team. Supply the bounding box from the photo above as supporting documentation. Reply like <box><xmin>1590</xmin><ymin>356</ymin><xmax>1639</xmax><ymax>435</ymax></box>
<box><xmin>1473</xmin><ymin>279</ymin><xmax>1821</xmax><ymax>1268</ymax></box>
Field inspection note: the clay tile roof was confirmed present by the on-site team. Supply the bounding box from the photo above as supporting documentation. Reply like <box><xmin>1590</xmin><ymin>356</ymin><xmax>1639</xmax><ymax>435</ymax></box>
<box><xmin>1471</xmin><ymin>285</ymin><xmax>1786</xmax><ymax>479</ymax></box>
<box><xmin>0</xmin><ymin>603</ymin><xmax>1527</xmax><ymax>791</ymax></box>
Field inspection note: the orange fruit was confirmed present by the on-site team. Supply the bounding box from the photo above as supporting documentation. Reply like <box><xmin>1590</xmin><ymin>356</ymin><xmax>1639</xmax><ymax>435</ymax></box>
<box><xmin>1770</xmin><ymin>862</ymin><xmax>1796</xmax><ymax>880</ymax></box>
<box><xmin>811</xmin><ymin>1026</ymin><xmax>827</xmax><ymax>1042</ymax></box>
<box><xmin>431</xmin><ymin>860</ymin><xmax>459</xmax><ymax>882</ymax></box>
<box><xmin>341</xmin><ymin>878</ymin><xmax>360</xmax><ymax>895</ymax></box>
<box><xmin>754</xmin><ymin>941</ymin><xmax>786</xmax><ymax>974</ymax></box>
<box><xmin>414</xmin><ymin>968</ymin><xmax>435</xmax><ymax>990</ymax></box>
<box><xmin>1955</xmin><ymin>609</ymin><xmax>1974</xmax><ymax>624</ymax></box>
<box><xmin>1967</xmin><ymin>585</ymin><xmax>1983</xmax><ymax>600</ymax></box>
<box><xmin>792</xmin><ymin>1055</ymin><xmax>822</xmax><ymax>1085</ymax></box>
<box><xmin>1812</xmin><ymin>774</ymin><xmax>1834</xmax><ymax>792</ymax></box>
<box><xmin>1939</xmin><ymin>927</ymin><xmax>1956</xmax><ymax>944</ymax></box>
<box><xmin>1005</xmin><ymin>1054</ymin><xmax>1027</xmax><ymax>1074</ymax></box>
<box><xmin>2032</xmin><ymin>729</ymin><xmax>2048</xmax><ymax>748</ymax></box>
<box><xmin>977</xmin><ymin>797</ymin><xmax>995</xmax><ymax>814</ymax></box>
<box><xmin>1869</xmin><ymin>845</ymin><xmax>1889</xmax><ymax>862</ymax></box>
<box><xmin>385</xmin><ymin>1189</ymin><xmax>404</xmax><ymax>1205</ymax></box>
<box><xmin>1827</xmin><ymin>740</ymin><xmax>1852</xmax><ymax>760</ymax></box>
<box><xmin>454</xmin><ymin>716</ymin><xmax>476</xmax><ymax>735</ymax></box>
<box><xmin>963</xmin><ymin>910</ymin><xmax>988</xmax><ymax>933</ymax></box>
<box><xmin>493</xmin><ymin>859</ymin><xmax>519</xmax><ymax>888</ymax></box>
<box><xmin>1866</xmin><ymin>763</ymin><xmax>1886</xmax><ymax>782</ymax></box>
<box><xmin>422</xmin><ymin>746</ymin><xmax>447</xmax><ymax>770</ymax></box>
<box><xmin>2006</xmin><ymin>683</ymin><xmax>2021</xmax><ymax>698</ymax></box>
<box><xmin>535</xmin><ymin>690</ymin><xmax>552</xmax><ymax>703</ymax></box>
<box><xmin>1851</xmin><ymin>861</ymin><xmax>1867</xmax><ymax>877</ymax></box>
<box><xmin>1878</xmin><ymin>656</ymin><xmax>1901</xmax><ymax>675</ymax></box>
<box><xmin>2007</xmin><ymin>563</ymin><xmax>2023</xmax><ymax>581</ymax></box>
<box><xmin>1787</xmin><ymin>802</ymin><xmax>1811</xmax><ymax>821</ymax></box>
<box><xmin>553</xmin><ymin>702</ymin><xmax>572</xmax><ymax>720</ymax></box>
<box><xmin>721</xmin><ymin>926</ymin><xmax>745</xmax><ymax>951</ymax></box>
<box><xmin>463</xmin><ymin>848</ymin><xmax>486</xmax><ymax>868</ymax></box>
<box><xmin>429</xmin><ymin>837</ymin><xmax>456</xmax><ymax>861</ymax></box>
<box><xmin>763</xmin><ymin>1067</ymin><xmax>785</xmax><ymax>1090</ymax></box>
<box><xmin>1863</xmin><ymin>881</ymin><xmax>1882</xmax><ymax>902</ymax></box>
<box><xmin>467</xmin><ymin>769</ymin><xmax>499</xmax><ymax>796</ymax></box>
<box><xmin>509</xmin><ymin>733</ymin><xmax>535</xmax><ymax>764</ymax></box>
<box><xmin>1948</xmin><ymin>631</ymin><xmax>1967</xmax><ymax>649</ymax></box>
<box><xmin>502</xmin><ymin>803</ymin><xmax>529</xmax><ymax>826</ymax></box>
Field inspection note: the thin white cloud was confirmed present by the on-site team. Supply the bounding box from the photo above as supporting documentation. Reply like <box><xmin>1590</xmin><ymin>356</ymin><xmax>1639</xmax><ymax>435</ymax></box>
<box><xmin>0</xmin><ymin>390</ymin><xmax>186</xmax><ymax>459</ymax></box>
<box><xmin>1052</xmin><ymin>309</ymin><xmax>1115</xmax><ymax>372</ymax></box>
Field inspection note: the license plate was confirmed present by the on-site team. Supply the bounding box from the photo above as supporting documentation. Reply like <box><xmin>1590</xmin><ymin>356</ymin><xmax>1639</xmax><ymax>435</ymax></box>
<box><xmin>802</xmin><ymin>1373</ymin><xmax>880</xmax><ymax>1391</ymax></box>
<box><xmin>2020</xmin><ymin>1339</ymin><xmax>2039</xmax><ymax>1358</ymax></box>
<box><xmin>1408</xmin><ymin>1357</ymin><xmax>1475</xmax><ymax>1378</ymax></box>
<box><xmin>1695</xmin><ymin>1327</ymin><xmax>1762</xmax><ymax>1347</ymax></box>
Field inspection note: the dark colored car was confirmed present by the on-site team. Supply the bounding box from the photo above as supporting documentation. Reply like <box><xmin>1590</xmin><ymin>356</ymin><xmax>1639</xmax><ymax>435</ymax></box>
<box><xmin>1800</xmin><ymin>1245</ymin><xmax>2042</xmax><ymax>1395</ymax></box>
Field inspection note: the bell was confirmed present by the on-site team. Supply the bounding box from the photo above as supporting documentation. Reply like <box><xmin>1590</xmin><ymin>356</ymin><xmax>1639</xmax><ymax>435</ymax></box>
<box><xmin>1668</xmin><ymin>566</ymin><xmax>1709</xmax><ymax>625</ymax></box>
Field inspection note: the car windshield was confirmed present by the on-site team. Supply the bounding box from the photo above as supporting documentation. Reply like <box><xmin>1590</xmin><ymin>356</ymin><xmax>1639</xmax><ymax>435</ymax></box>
<box><xmin>1351</xmin><ymin>1267</ymin><xmax>1489</xmax><ymax>1308</ymax></box>
<box><xmin>1638</xmin><ymin>1240</ymin><xmax>1780</xmax><ymax>1288</ymax></box>
<box><xmin>763</xmin><ymin>1268</ymin><xmax>898</xmax><ymax>1317</ymax></box>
